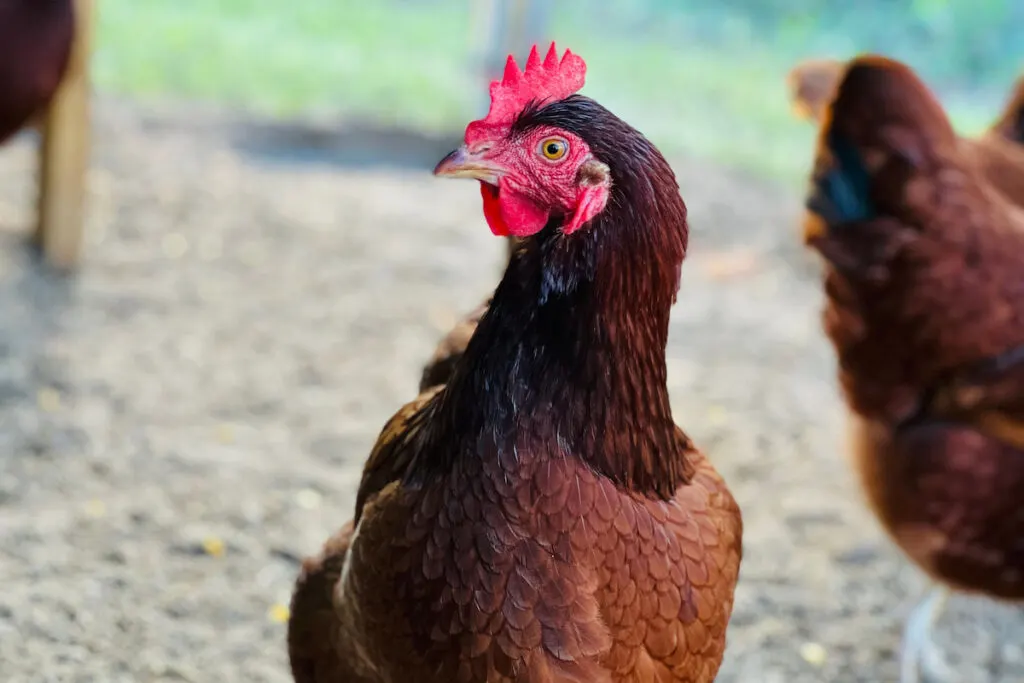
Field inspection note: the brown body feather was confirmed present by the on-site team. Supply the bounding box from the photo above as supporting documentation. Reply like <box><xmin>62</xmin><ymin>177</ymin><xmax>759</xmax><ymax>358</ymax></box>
<box><xmin>806</xmin><ymin>55</ymin><xmax>1024</xmax><ymax>600</ymax></box>
<box><xmin>290</xmin><ymin>95</ymin><xmax>742</xmax><ymax>683</ymax></box>
<box><xmin>293</xmin><ymin>404</ymin><xmax>740</xmax><ymax>683</ymax></box>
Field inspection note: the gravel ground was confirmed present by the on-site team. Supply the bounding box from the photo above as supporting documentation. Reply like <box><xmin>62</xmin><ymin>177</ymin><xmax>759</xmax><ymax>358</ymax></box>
<box><xmin>0</xmin><ymin>98</ymin><xmax>1021</xmax><ymax>683</ymax></box>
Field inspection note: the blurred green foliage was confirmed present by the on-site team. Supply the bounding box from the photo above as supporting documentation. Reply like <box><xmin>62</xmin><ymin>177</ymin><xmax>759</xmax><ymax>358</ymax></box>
<box><xmin>94</xmin><ymin>0</ymin><xmax>1021</xmax><ymax>183</ymax></box>
<box><xmin>584</xmin><ymin>0</ymin><xmax>1023</xmax><ymax>87</ymax></box>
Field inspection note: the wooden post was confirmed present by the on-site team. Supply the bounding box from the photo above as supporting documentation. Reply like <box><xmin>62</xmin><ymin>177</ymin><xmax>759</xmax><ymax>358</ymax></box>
<box><xmin>35</xmin><ymin>0</ymin><xmax>95</xmax><ymax>270</ymax></box>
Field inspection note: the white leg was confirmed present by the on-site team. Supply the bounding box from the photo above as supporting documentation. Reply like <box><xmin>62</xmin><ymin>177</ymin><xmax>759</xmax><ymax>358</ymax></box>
<box><xmin>900</xmin><ymin>586</ymin><xmax>954</xmax><ymax>683</ymax></box>
<box><xmin>35</xmin><ymin>0</ymin><xmax>95</xmax><ymax>270</ymax></box>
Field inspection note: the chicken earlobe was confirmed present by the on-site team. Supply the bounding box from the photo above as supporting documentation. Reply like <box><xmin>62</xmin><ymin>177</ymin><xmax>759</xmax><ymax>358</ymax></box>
<box><xmin>0</xmin><ymin>0</ymin><xmax>75</xmax><ymax>144</ymax></box>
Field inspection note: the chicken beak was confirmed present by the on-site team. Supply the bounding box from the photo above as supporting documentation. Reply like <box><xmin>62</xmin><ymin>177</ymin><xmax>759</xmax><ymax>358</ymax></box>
<box><xmin>433</xmin><ymin>146</ymin><xmax>502</xmax><ymax>186</ymax></box>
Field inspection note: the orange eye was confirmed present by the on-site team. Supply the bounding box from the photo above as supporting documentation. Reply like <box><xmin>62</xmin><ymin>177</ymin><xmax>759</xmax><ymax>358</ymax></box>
<box><xmin>539</xmin><ymin>137</ymin><xmax>568</xmax><ymax>161</ymax></box>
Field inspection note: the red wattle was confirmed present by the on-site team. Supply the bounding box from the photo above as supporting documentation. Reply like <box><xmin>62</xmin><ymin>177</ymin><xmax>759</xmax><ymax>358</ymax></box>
<box><xmin>479</xmin><ymin>179</ymin><xmax>549</xmax><ymax>238</ymax></box>
<box><xmin>480</xmin><ymin>183</ymin><xmax>509</xmax><ymax>236</ymax></box>
<box><xmin>499</xmin><ymin>190</ymin><xmax>549</xmax><ymax>237</ymax></box>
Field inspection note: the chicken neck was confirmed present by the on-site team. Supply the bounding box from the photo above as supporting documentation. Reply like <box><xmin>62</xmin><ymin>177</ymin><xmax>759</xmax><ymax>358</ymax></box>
<box><xmin>431</xmin><ymin>100</ymin><xmax>694</xmax><ymax>499</ymax></box>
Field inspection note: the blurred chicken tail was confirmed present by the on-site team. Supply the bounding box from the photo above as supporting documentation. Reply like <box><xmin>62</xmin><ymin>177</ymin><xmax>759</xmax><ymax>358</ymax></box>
<box><xmin>786</xmin><ymin>58</ymin><xmax>844</xmax><ymax>123</ymax></box>
<box><xmin>803</xmin><ymin>56</ymin><xmax>958</xmax><ymax>242</ymax></box>
<box><xmin>990</xmin><ymin>75</ymin><xmax>1024</xmax><ymax>145</ymax></box>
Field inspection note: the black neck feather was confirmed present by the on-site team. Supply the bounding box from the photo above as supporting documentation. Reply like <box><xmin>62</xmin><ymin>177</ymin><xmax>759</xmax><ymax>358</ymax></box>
<box><xmin>428</xmin><ymin>96</ymin><xmax>693</xmax><ymax>499</ymax></box>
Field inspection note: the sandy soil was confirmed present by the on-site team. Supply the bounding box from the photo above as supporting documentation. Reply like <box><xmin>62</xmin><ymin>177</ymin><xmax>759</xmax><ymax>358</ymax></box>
<box><xmin>0</xmin><ymin>98</ymin><xmax>1021</xmax><ymax>683</ymax></box>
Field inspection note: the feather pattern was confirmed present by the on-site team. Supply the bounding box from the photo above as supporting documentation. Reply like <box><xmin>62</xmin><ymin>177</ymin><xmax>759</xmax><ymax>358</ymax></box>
<box><xmin>289</xmin><ymin>94</ymin><xmax>741</xmax><ymax>683</ymax></box>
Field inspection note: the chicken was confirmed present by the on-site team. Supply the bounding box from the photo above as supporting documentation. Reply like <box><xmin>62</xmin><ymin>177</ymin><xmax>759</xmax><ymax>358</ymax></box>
<box><xmin>803</xmin><ymin>55</ymin><xmax>1024</xmax><ymax>683</ymax></box>
<box><xmin>0</xmin><ymin>0</ymin><xmax>74</xmax><ymax>144</ymax></box>
<box><xmin>289</xmin><ymin>43</ymin><xmax>743</xmax><ymax>683</ymax></box>
<box><xmin>788</xmin><ymin>57</ymin><xmax>1024</xmax><ymax>206</ymax></box>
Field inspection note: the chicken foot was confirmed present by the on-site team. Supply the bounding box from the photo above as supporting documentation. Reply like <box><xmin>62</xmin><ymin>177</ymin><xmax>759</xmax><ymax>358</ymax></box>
<box><xmin>900</xmin><ymin>586</ymin><xmax>954</xmax><ymax>683</ymax></box>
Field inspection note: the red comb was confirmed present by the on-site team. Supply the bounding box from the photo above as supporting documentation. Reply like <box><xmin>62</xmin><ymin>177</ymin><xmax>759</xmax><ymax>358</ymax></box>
<box><xmin>466</xmin><ymin>43</ymin><xmax>586</xmax><ymax>143</ymax></box>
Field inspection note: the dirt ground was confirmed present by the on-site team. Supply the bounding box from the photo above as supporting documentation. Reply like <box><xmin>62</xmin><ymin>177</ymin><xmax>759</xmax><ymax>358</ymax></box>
<box><xmin>0</xmin><ymin>98</ymin><xmax>1021</xmax><ymax>683</ymax></box>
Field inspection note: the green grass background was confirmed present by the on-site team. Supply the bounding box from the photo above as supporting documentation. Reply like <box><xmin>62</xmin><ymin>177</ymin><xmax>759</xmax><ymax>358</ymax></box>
<box><xmin>93</xmin><ymin>0</ymin><xmax>1023</xmax><ymax>184</ymax></box>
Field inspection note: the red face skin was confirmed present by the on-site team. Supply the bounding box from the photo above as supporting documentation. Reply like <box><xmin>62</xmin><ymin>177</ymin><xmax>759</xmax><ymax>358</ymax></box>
<box><xmin>435</xmin><ymin>123</ymin><xmax>611</xmax><ymax>238</ymax></box>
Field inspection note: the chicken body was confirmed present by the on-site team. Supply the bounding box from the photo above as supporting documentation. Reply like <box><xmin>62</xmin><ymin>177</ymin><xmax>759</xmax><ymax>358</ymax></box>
<box><xmin>805</xmin><ymin>56</ymin><xmax>1024</xmax><ymax>681</ymax></box>
<box><xmin>0</xmin><ymin>0</ymin><xmax>74</xmax><ymax>144</ymax></box>
<box><xmin>293</xmin><ymin>410</ymin><xmax>738</xmax><ymax>683</ymax></box>
<box><xmin>290</xmin><ymin>47</ymin><xmax>741</xmax><ymax>683</ymax></box>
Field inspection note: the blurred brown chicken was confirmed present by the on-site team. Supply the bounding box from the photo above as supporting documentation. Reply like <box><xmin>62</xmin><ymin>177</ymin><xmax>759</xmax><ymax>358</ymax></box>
<box><xmin>0</xmin><ymin>0</ymin><xmax>75</xmax><ymax>144</ymax></box>
<box><xmin>803</xmin><ymin>55</ymin><xmax>1024</xmax><ymax>683</ymax></box>
<box><xmin>288</xmin><ymin>44</ymin><xmax>742</xmax><ymax>683</ymax></box>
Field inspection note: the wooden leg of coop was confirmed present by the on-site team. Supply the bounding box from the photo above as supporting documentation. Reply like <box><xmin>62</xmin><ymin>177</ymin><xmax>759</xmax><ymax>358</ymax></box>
<box><xmin>35</xmin><ymin>0</ymin><xmax>95</xmax><ymax>270</ymax></box>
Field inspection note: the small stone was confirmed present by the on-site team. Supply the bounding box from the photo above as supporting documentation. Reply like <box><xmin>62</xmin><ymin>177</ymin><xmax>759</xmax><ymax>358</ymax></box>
<box><xmin>37</xmin><ymin>387</ymin><xmax>61</xmax><ymax>412</ymax></box>
<box><xmin>268</xmin><ymin>603</ymin><xmax>290</xmax><ymax>623</ymax></box>
<box><xmin>215</xmin><ymin>424</ymin><xmax>235</xmax><ymax>444</ymax></box>
<box><xmin>296</xmin><ymin>488</ymin><xmax>321</xmax><ymax>510</ymax></box>
<box><xmin>800</xmin><ymin>641</ymin><xmax>827</xmax><ymax>666</ymax></box>
<box><xmin>707</xmin><ymin>405</ymin><xmax>728</xmax><ymax>427</ymax></box>
<box><xmin>161</xmin><ymin>233</ymin><xmax>189</xmax><ymax>259</ymax></box>
<box><xmin>702</xmin><ymin>249</ymin><xmax>759</xmax><ymax>280</ymax></box>
<box><xmin>83</xmin><ymin>499</ymin><xmax>107</xmax><ymax>518</ymax></box>
<box><xmin>201</xmin><ymin>537</ymin><xmax>225</xmax><ymax>558</ymax></box>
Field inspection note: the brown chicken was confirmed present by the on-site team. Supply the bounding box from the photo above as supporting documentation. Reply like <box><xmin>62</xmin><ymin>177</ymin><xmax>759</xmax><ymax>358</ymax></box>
<box><xmin>0</xmin><ymin>0</ymin><xmax>75</xmax><ymax>144</ymax></box>
<box><xmin>289</xmin><ymin>44</ymin><xmax>743</xmax><ymax>683</ymax></box>
<box><xmin>804</xmin><ymin>55</ymin><xmax>1024</xmax><ymax>683</ymax></box>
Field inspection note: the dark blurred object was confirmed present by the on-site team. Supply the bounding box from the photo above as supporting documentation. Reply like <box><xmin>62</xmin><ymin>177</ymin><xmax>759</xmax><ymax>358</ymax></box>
<box><xmin>788</xmin><ymin>57</ymin><xmax>1024</xmax><ymax>204</ymax></box>
<box><xmin>803</xmin><ymin>55</ymin><xmax>1024</xmax><ymax>683</ymax></box>
<box><xmin>0</xmin><ymin>0</ymin><xmax>74</xmax><ymax>144</ymax></box>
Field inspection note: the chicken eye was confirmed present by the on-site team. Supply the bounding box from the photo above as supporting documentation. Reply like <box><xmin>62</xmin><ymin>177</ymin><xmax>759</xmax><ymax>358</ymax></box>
<box><xmin>538</xmin><ymin>137</ymin><xmax>568</xmax><ymax>161</ymax></box>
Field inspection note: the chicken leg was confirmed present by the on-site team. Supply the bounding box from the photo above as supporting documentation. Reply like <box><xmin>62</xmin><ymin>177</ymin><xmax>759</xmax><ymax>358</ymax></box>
<box><xmin>900</xmin><ymin>586</ymin><xmax>954</xmax><ymax>683</ymax></box>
